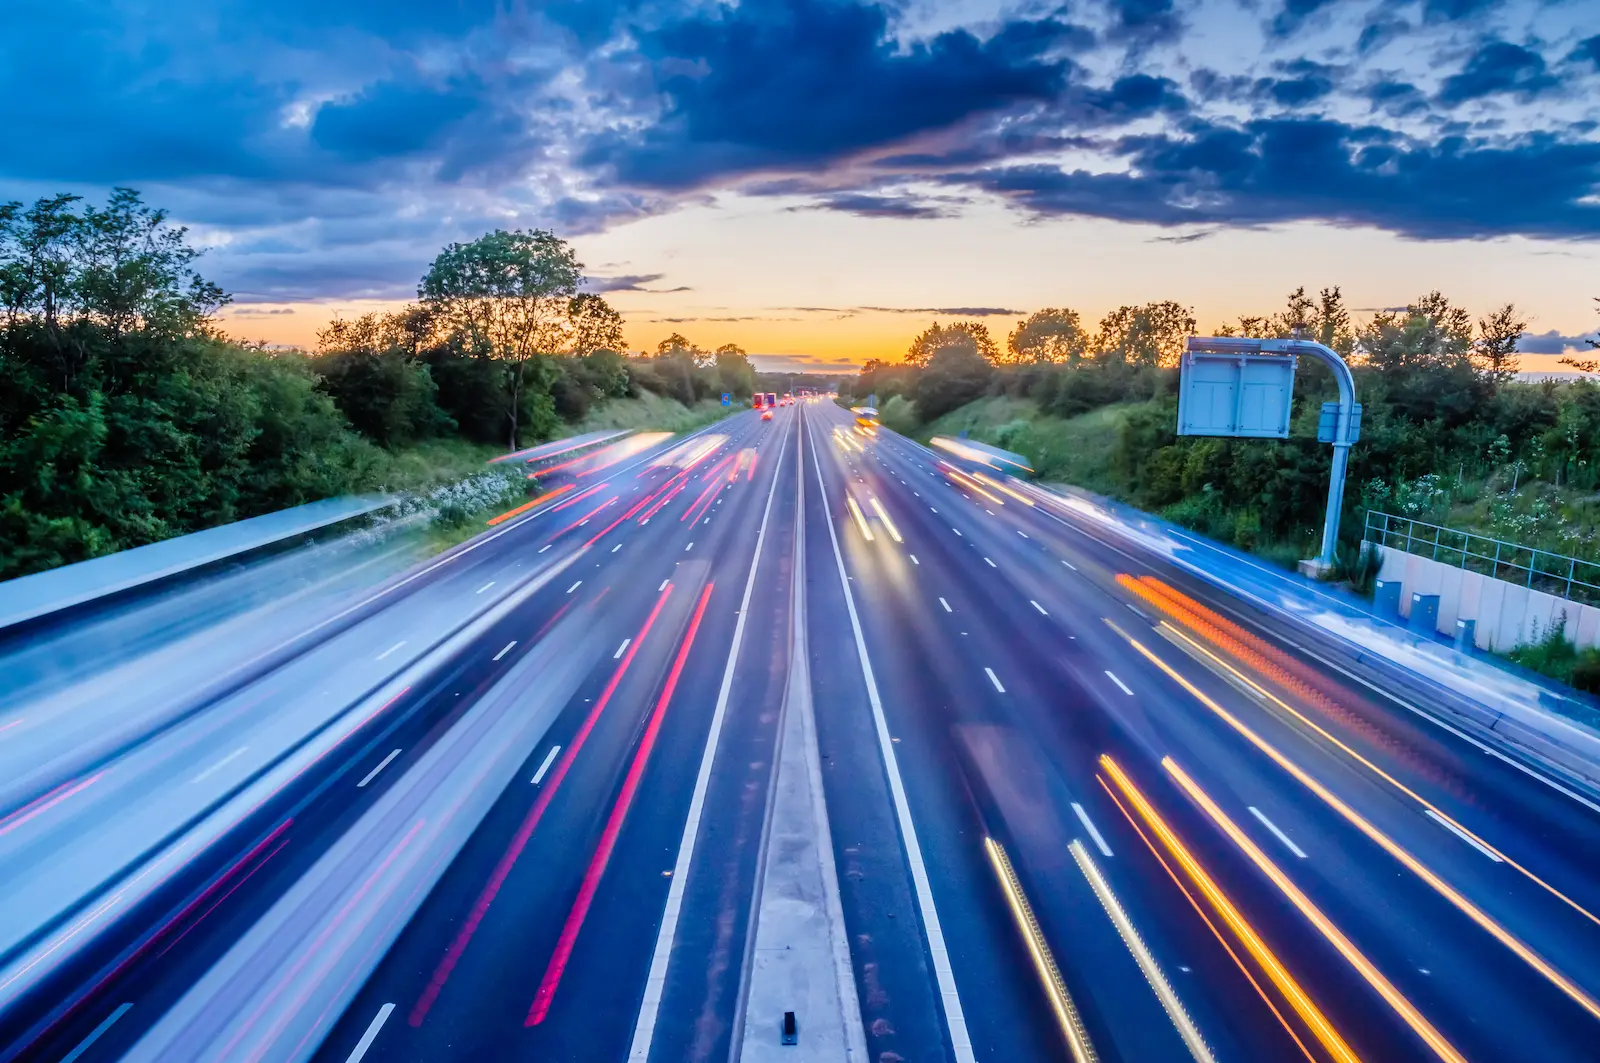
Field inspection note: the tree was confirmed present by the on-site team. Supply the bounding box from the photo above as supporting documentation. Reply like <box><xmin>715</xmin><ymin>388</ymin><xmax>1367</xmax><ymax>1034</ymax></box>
<box><xmin>567</xmin><ymin>292</ymin><xmax>625</xmax><ymax>357</ymax></box>
<box><xmin>314</xmin><ymin>312</ymin><xmax>452</xmax><ymax>446</ymax></box>
<box><xmin>1559</xmin><ymin>297</ymin><xmax>1600</xmax><ymax>374</ymax></box>
<box><xmin>1473</xmin><ymin>303</ymin><xmax>1525</xmax><ymax>385</ymax></box>
<box><xmin>714</xmin><ymin>342</ymin><xmax>756</xmax><ymax>397</ymax></box>
<box><xmin>915</xmin><ymin>340</ymin><xmax>995</xmax><ymax>420</ymax></box>
<box><xmin>1006</xmin><ymin>308</ymin><xmax>1088</xmax><ymax>364</ymax></box>
<box><xmin>419</xmin><ymin>229</ymin><xmax>581</xmax><ymax>450</ymax></box>
<box><xmin>1093</xmin><ymin>301</ymin><xmax>1195</xmax><ymax>367</ymax></box>
<box><xmin>906</xmin><ymin>321</ymin><xmax>998</xmax><ymax>367</ymax></box>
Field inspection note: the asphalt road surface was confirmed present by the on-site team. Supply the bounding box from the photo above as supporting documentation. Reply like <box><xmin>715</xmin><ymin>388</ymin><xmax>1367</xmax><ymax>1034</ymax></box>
<box><xmin>7</xmin><ymin>400</ymin><xmax>1600</xmax><ymax>1063</ymax></box>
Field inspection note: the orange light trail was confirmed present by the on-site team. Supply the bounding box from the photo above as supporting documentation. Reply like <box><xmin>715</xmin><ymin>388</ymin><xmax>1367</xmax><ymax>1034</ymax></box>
<box><xmin>485</xmin><ymin>484</ymin><xmax>573</xmax><ymax>526</ymax></box>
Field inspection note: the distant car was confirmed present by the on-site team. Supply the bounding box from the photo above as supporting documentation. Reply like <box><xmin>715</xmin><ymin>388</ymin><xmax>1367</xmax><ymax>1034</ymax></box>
<box><xmin>761</xmin><ymin>409</ymin><xmax>773</xmax><ymax>420</ymax></box>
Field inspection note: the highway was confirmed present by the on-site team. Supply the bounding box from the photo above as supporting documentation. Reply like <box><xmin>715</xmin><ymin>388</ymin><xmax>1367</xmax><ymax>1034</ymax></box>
<box><xmin>4</xmin><ymin>399</ymin><xmax>1600</xmax><ymax>1062</ymax></box>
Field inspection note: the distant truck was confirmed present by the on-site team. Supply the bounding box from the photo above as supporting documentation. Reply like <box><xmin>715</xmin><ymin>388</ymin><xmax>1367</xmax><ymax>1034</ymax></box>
<box><xmin>752</xmin><ymin>392</ymin><xmax>766</xmax><ymax>410</ymax></box>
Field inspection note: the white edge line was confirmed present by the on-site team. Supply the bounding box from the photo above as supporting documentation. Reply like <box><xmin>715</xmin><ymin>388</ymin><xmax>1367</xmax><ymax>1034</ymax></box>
<box><xmin>356</xmin><ymin>749</ymin><xmax>402</xmax><ymax>789</ymax></box>
<box><xmin>1424</xmin><ymin>808</ymin><xmax>1504</xmax><ymax>862</ymax></box>
<box><xmin>1071</xmin><ymin>802</ymin><xmax>1113</xmax><ymax>857</ymax></box>
<box><xmin>807</xmin><ymin>408</ymin><xmax>976</xmax><ymax>1061</ymax></box>
<box><xmin>628</xmin><ymin>412</ymin><xmax>794</xmax><ymax>1061</ymax></box>
<box><xmin>1247</xmin><ymin>806</ymin><xmax>1308</xmax><ymax>859</ymax></box>
<box><xmin>343</xmin><ymin>1002</ymin><xmax>395</xmax><ymax>1063</ymax></box>
<box><xmin>531</xmin><ymin>745</ymin><xmax>562</xmax><ymax>785</ymax></box>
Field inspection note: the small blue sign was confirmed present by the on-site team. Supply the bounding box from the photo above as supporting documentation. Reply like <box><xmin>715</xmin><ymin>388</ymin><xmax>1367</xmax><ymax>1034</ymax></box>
<box><xmin>721</xmin><ymin>393</ymin><xmax>731</xmax><ymax>406</ymax></box>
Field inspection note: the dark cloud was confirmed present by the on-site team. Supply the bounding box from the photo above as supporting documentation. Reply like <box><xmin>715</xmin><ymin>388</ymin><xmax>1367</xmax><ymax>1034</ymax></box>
<box><xmin>310</xmin><ymin>78</ymin><xmax>482</xmax><ymax>160</ymax></box>
<box><xmin>941</xmin><ymin>117</ymin><xmax>1600</xmax><ymax>240</ymax></box>
<box><xmin>1365</xmin><ymin>79</ymin><xmax>1427</xmax><ymax>117</ymax></box>
<box><xmin>1269</xmin><ymin>0</ymin><xmax>1341</xmax><ymax>38</ymax></box>
<box><xmin>1192</xmin><ymin>61</ymin><xmax>1338</xmax><ymax>110</ymax></box>
<box><xmin>1421</xmin><ymin>0</ymin><xmax>1498</xmax><ymax>22</ymax></box>
<box><xmin>227</xmin><ymin>307</ymin><xmax>297</xmax><ymax>316</ymax></box>
<box><xmin>1149</xmin><ymin>230</ymin><xmax>1216</xmax><ymax>244</ymax></box>
<box><xmin>584</xmin><ymin>273</ymin><xmax>692</xmax><ymax>294</ymax></box>
<box><xmin>1357</xmin><ymin>16</ymin><xmax>1408</xmax><ymax>54</ymax></box>
<box><xmin>1519</xmin><ymin>330</ymin><xmax>1598</xmax><ymax>354</ymax></box>
<box><xmin>1570</xmin><ymin>35</ymin><xmax>1600</xmax><ymax>72</ymax></box>
<box><xmin>583</xmin><ymin>0</ymin><xmax>1078</xmax><ymax>190</ymax></box>
<box><xmin>859</xmin><ymin>306</ymin><xmax>1022</xmax><ymax>316</ymax></box>
<box><xmin>1437</xmin><ymin>41</ymin><xmax>1557</xmax><ymax>106</ymax></box>
<box><xmin>798</xmin><ymin>193</ymin><xmax>956</xmax><ymax>219</ymax></box>
<box><xmin>1104</xmin><ymin>0</ymin><xmax>1183</xmax><ymax>47</ymax></box>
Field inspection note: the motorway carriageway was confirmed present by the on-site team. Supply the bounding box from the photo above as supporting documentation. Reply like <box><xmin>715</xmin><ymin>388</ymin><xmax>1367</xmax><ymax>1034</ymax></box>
<box><xmin>10</xmin><ymin>400</ymin><xmax>1600</xmax><ymax>1063</ymax></box>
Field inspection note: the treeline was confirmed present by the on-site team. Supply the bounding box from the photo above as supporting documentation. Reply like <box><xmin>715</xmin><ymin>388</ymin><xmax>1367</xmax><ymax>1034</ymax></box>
<box><xmin>845</xmin><ymin>288</ymin><xmax>1600</xmax><ymax>569</ymax></box>
<box><xmin>0</xmin><ymin>190</ymin><xmax>753</xmax><ymax>578</ymax></box>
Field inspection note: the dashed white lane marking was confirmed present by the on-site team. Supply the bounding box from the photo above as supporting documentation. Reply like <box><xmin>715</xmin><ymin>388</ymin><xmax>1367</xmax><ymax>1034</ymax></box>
<box><xmin>1105</xmin><ymin>671</ymin><xmax>1133</xmax><ymax>695</ymax></box>
<box><xmin>1030</xmin><ymin>600</ymin><xmax>1048</xmax><ymax>615</ymax></box>
<box><xmin>539</xmin><ymin>544</ymin><xmax>552</xmax><ymax>553</ymax></box>
<box><xmin>476</xmin><ymin>581</ymin><xmax>495</xmax><ymax>594</ymax></box>
<box><xmin>531</xmin><ymin>745</ymin><xmax>562</xmax><ymax>785</ymax></box>
<box><xmin>343</xmin><ymin>1003</ymin><xmax>395</xmax><ymax>1063</ymax></box>
<box><xmin>659</xmin><ymin>579</ymin><xmax>670</xmax><ymax>591</ymax></box>
<box><xmin>192</xmin><ymin>746</ymin><xmax>248</xmax><ymax>784</ymax></box>
<box><xmin>376</xmin><ymin>640</ymin><xmax>406</xmax><ymax>660</ymax></box>
<box><xmin>1072</xmin><ymin>802</ymin><xmax>1114</xmax><ymax>857</ymax></box>
<box><xmin>493</xmin><ymin>641</ymin><xmax>517</xmax><ymax>661</ymax></box>
<box><xmin>985</xmin><ymin>668</ymin><xmax>1006</xmax><ymax>693</ymax></box>
<box><xmin>953</xmin><ymin>528</ymin><xmax>963</xmax><ymax>537</ymax></box>
<box><xmin>612</xmin><ymin>543</ymin><xmax>623</xmax><ymax>553</ymax></box>
<box><xmin>1061</xmin><ymin>558</ymin><xmax>1077</xmax><ymax>570</ymax></box>
<box><xmin>930</xmin><ymin>507</ymin><xmax>939</xmax><ymax>513</ymax></box>
<box><xmin>357</xmin><ymin>749</ymin><xmax>402</xmax><ymax>788</ymax></box>
<box><xmin>983</xmin><ymin>557</ymin><xmax>996</xmax><ymax>568</ymax></box>
<box><xmin>1249</xmin><ymin>806</ymin><xmax>1308</xmax><ymax>859</ymax></box>
<box><xmin>566</xmin><ymin>581</ymin><xmax>583</xmax><ymax>594</ymax></box>
<box><xmin>1425</xmin><ymin>808</ymin><xmax>1504</xmax><ymax>862</ymax></box>
<box><xmin>939</xmin><ymin>597</ymin><xmax>953</xmax><ymax>612</ymax></box>
<box><xmin>910</xmin><ymin>554</ymin><xmax>920</xmax><ymax>565</ymax></box>
<box><xmin>614</xmin><ymin>638</ymin><xmax>631</xmax><ymax>659</ymax></box>
<box><xmin>686</xmin><ymin>541</ymin><xmax>695</xmax><ymax>551</ymax></box>
<box><xmin>986</xmin><ymin>509</ymin><xmax>996</xmax><ymax>516</ymax></box>
<box><xmin>1018</xmin><ymin>530</ymin><xmax>1029</xmax><ymax>539</ymax></box>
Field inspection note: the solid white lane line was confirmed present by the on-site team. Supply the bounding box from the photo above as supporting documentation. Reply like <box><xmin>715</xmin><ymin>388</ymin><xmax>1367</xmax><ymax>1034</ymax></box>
<box><xmin>493</xmin><ymin>641</ymin><xmax>517</xmax><ymax>661</ymax></box>
<box><xmin>476</xmin><ymin>581</ymin><xmax>495</xmax><ymax>594</ymax></box>
<box><xmin>1061</xmin><ymin>558</ymin><xmax>1077</xmax><ymax>570</ymax></box>
<box><xmin>1105</xmin><ymin>671</ymin><xmax>1133</xmax><ymax>696</ymax></box>
<box><xmin>1072</xmin><ymin>803</ymin><xmax>1114</xmax><ymax>857</ymax></box>
<box><xmin>357</xmin><ymin>750</ymin><xmax>402</xmax><ymax>789</ymax></box>
<box><xmin>376</xmin><ymin>640</ymin><xmax>406</xmax><ymax>660</ymax></box>
<box><xmin>986</xmin><ymin>668</ymin><xmax>1006</xmax><ymax>693</ymax></box>
<box><xmin>538</xmin><ymin>544</ymin><xmax>552</xmax><ymax>553</ymax></box>
<box><xmin>630</xmin><ymin>412</ymin><xmax>794</xmax><ymax>1061</ymax></box>
<box><xmin>1072</xmin><ymin>843</ymin><xmax>1214</xmax><ymax>1063</ymax></box>
<box><xmin>343</xmin><ymin>1003</ymin><xmax>394</xmax><ymax>1063</ymax></box>
<box><xmin>566</xmin><ymin>580</ymin><xmax>582</xmax><ymax>593</ymax></box>
<box><xmin>659</xmin><ymin>578</ymin><xmax>670</xmax><ymax>591</ymax></box>
<box><xmin>1425</xmin><ymin>809</ymin><xmax>1504</xmax><ymax>862</ymax></box>
<box><xmin>1031</xmin><ymin>600</ymin><xmax>1049</xmax><ymax>616</ymax></box>
<box><xmin>910</xmin><ymin>554</ymin><xmax>920</xmax><ymax>565</ymax></box>
<box><xmin>805</xmin><ymin>414</ymin><xmax>976</xmax><ymax>1062</ymax></box>
<box><xmin>531</xmin><ymin>745</ymin><xmax>562</xmax><ymax>785</ymax></box>
<box><xmin>939</xmin><ymin>598</ymin><xmax>953</xmax><ymax>613</ymax></box>
<box><xmin>192</xmin><ymin>746</ymin><xmax>248</xmax><ymax>784</ymax></box>
<box><xmin>59</xmin><ymin>1003</ymin><xmax>133</xmax><ymax>1063</ymax></box>
<box><xmin>614</xmin><ymin>637</ymin><xmax>631</xmax><ymax>659</ymax></box>
<box><xmin>1248</xmin><ymin>806</ymin><xmax>1308</xmax><ymax>859</ymax></box>
<box><xmin>984</xmin><ymin>557</ymin><xmax>996</xmax><ymax>568</ymax></box>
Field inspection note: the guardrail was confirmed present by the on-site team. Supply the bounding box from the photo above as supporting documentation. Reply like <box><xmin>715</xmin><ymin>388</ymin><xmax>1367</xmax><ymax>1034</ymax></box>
<box><xmin>1363</xmin><ymin>510</ymin><xmax>1600</xmax><ymax>606</ymax></box>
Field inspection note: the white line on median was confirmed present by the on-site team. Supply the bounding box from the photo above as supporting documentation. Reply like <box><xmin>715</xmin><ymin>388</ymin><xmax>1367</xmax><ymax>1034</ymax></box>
<box><xmin>986</xmin><ymin>668</ymin><xmax>1006</xmax><ymax>693</ymax></box>
<box><xmin>1105</xmin><ymin>670</ymin><xmax>1133</xmax><ymax>696</ymax></box>
<box><xmin>343</xmin><ymin>1002</ymin><xmax>395</xmax><ymax>1063</ymax></box>
<box><xmin>376</xmin><ymin>640</ymin><xmax>405</xmax><ymax>660</ymax></box>
<box><xmin>531</xmin><ymin>745</ymin><xmax>562</xmax><ymax>785</ymax></box>
<box><xmin>1248</xmin><ymin>806</ymin><xmax>1308</xmax><ymax>859</ymax></box>
<box><xmin>939</xmin><ymin>597</ymin><xmax>953</xmax><ymax>612</ymax></box>
<box><xmin>1031</xmin><ymin>600</ymin><xmax>1049</xmax><ymax>616</ymax></box>
<box><xmin>493</xmin><ymin>641</ymin><xmax>516</xmax><ymax>661</ymax></box>
<box><xmin>1072</xmin><ymin>803</ymin><xmax>1114</xmax><ymax>857</ymax></box>
<box><xmin>357</xmin><ymin>749</ymin><xmax>402</xmax><ymax>789</ymax></box>
<box><xmin>476</xmin><ymin>581</ymin><xmax>495</xmax><ymax>594</ymax></box>
<box><xmin>1425</xmin><ymin>808</ymin><xmax>1503</xmax><ymax>862</ymax></box>
<box><xmin>614</xmin><ymin>638</ymin><xmax>631</xmax><ymax>659</ymax></box>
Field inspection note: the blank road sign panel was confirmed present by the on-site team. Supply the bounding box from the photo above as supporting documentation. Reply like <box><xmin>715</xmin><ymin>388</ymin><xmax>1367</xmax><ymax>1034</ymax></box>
<box><xmin>1177</xmin><ymin>352</ymin><xmax>1296</xmax><ymax>439</ymax></box>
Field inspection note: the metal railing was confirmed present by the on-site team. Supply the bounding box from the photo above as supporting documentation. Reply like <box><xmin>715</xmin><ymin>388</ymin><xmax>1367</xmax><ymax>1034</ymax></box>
<box><xmin>1364</xmin><ymin>510</ymin><xmax>1600</xmax><ymax>606</ymax></box>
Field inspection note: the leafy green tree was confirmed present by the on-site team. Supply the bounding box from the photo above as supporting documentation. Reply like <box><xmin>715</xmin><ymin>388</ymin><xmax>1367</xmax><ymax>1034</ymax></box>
<box><xmin>915</xmin><ymin>340</ymin><xmax>995</xmax><ymax>420</ymax></box>
<box><xmin>906</xmin><ymin>321</ymin><xmax>998</xmax><ymax>367</ymax></box>
<box><xmin>568</xmin><ymin>292</ymin><xmax>625</xmax><ymax>356</ymax></box>
<box><xmin>1093</xmin><ymin>302</ymin><xmax>1195</xmax><ymax>367</ymax></box>
<box><xmin>419</xmin><ymin>228</ymin><xmax>581</xmax><ymax>449</ymax></box>
<box><xmin>714</xmin><ymin>342</ymin><xmax>756</xmax><ymax>398</ymax></box>
<box><xmin>1473</xmin><ymin>304</ymin><xmax>1525</xmax><ymax>386</ymax></box>
<box><xmin>1006</xmin><ymin>308</ymin><xmax>1088</xmax><ymax>364</ymax></box>
<box><xmin>314</xmin><ymin>313</ymin><xmax>452</xmax><ymax>446</ymax></box>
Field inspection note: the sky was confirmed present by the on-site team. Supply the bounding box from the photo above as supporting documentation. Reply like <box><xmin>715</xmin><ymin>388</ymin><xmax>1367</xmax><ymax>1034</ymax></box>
<box><xmin>3</xmin><ymin>0</ymin><xmax>1598</xmax><ymax>373</ymax></box>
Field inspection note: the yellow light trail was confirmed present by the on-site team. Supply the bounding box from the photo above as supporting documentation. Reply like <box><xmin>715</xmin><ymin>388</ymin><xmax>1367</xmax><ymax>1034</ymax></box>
<box><xmin>845</xmin><ymin>496</ymin><xmax>874</xmax><ymax>541</ymax></box>
<box><xmin>1162</xmin><ymin>758</ymin><xmax>1467</xmax><ymax>1063</ymax></box>
<box><xmin>868</xmin><ymin>497</ymin><xmax>902</xmax><ymax>542</ymax></box>
<box><xmin>1099</xmin><ymin>755</ymin><xmax>1363</xmax><ymax>1063</ymax></box>
<box><xmin>1106</xmin><ymin>618</ymin><xmax>1600</xmax><ymax>1025</ymax></box>
<box><xmin>942</xmin><ymin>465</ymin><xmax>1004</xmax><ymax>504</ymax></box>
<box><xmin>984</xmin><ymin>838</ymin><xmax>1099</xmax><ymax>1063</ymax></box>
<box><xmin>974</xmin><ymin>472</ymin><xmax>1036</xmax><ymax>506</ymax></box>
